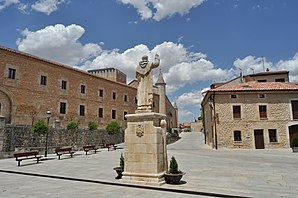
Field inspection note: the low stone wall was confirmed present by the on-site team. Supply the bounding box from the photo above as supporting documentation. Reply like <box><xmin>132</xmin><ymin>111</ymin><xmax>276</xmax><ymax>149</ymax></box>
<box><xmin>0</xmin><ymin>125</ymin><xmax>124</xmax><ymax>159</ymax></box>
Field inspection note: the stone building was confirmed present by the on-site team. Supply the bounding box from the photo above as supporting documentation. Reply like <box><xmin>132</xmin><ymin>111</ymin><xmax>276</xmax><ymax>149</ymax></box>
<box><xmin>0</xmin><ymin>45</ymin><xmax>178</xmax><ymax>130</ymax></box>
<box><xmin>202</xmin><ymin>71</ymin><xmax>298</xmax><ymax>149</ymax></box>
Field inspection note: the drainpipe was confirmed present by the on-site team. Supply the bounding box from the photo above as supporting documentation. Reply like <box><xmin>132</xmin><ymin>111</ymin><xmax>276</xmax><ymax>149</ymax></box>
<box><xmin>213</xmin><ymin>95</ymin><xmax>218</xmax><ymax>150</ymax></box>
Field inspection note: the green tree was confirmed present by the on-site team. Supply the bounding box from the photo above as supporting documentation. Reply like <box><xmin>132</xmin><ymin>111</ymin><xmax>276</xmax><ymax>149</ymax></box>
<box><xmin>32</xmin><ymin>119</ymin><xmax>49</xmax><ymax>135</ymax></box>
<box><xmin>168</xmin><ymin>156</ymin><xmax>181</xmax><ymax>174</ymax></box>
<box><xmin>106</xmin><ymin>121</ymin><xmax>120</xmax><ymax>135</ymax></box>
<box><xmin>88</xmin><ymin>121</ymin><xmax>98</xmax><ymax>131</ymax></box>
<box><xmin>67</xmin><ymin>121</ymin><xmax>78</xmax><ymax>131</ymax></box>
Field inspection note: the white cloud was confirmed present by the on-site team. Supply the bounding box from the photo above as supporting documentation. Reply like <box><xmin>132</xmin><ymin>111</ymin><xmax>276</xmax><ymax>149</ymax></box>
<box><xmin>31</xmin><ymin>0</ymin><xmax>67</xmax><ymax>15</ymax></box>
<box><xmin>118</xmin><ymin>0</ymin><xmax>205</xmax><ymax>21</ymax></box>
<box><xmin>176</xmin><ymin>90</ymin><xmax>204</xmax><ymax>107</ymax></box>
<box><xmin>276</xmin><ymin>53</ymin><xmax>298</xmax><ymax>82</ymax></box>
<box><xmin>16</xmin><ymin>24</ymin><xmax>102</xmax><ymax>66</ymax></box>
<box><xmin>0</xmin><ymin>0</ymin><xmax>19</xmax><ymax>10</ymax></box>
<box><xmin>233</xmin><ymin>55</ymin><xmax>273</xmax><ymax>75</ymax></box>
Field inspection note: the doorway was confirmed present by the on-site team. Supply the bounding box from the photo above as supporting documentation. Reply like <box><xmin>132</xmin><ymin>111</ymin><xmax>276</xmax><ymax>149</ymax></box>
<box><xmin>289</xmin><ymin>125</ymin><xmax>298</xmax><ymax>147</ymax></box>
<box><xmin>254</xmin><ymin>129</ymin><xmax>265</xmax><ymax>149</ymax></box>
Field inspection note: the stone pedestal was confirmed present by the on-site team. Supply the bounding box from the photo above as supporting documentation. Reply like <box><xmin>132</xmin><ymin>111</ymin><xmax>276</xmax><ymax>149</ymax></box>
<box><xmin>122</xmin><ymin>112</ymin><xmax>167</xmax><ymax>186</ymax></box>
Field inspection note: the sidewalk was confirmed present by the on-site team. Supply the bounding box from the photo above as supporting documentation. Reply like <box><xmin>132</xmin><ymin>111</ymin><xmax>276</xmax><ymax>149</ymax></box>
<box><xmin>0</xmin><ymin>132</ymin><xmax>297</xmax><ymax>198</ymax></box>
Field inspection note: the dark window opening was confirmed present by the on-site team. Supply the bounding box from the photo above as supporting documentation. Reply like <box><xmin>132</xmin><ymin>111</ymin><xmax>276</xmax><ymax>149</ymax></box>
<box><xmin>8</xmin><ymin>68</ymin><xmax>16</xmax><ymax>79</ymax></box>
<box><xmin>113</xmin><ymin>92</ymin><xmax>116</xmax><ymax>100</ymax></box>
<box><xmin>259</xmin><ymin>105</ymin><xmax>267</xmax><ymax>119</ymax></box>
<box><xmin>269</xmin><ymin>129</ymin><xmax>277</xmax><ymax>142</ymax></box>
<box><xmin>257</xmin><ymin>79</ymin><xmax>267</xmax><ymax>82</ymax></box>
<box><xmin>79</xmin><ymin>105</ymin><xmax>85</xmax><ymax>116</ymax></box>
<box><xmin>60</xmin><ymin>102</ymin><xmax>66</xmax><ymax>114</ymax></box>
<box><xmin>231</xmin><ymin>95</ymin><xmax>237</xmax><ymax>99</ymax></box>
<box><xmin>81</xmin><ymin>85</ymin><xmax>86</xmax><ymax>94</ymax></box>
<box><xmin>124</xmin><ymin>94</ymin><xmax>128</xmax><ymax>102</ymax></box>
<box><xmin>61</xmin><ymin>80</ymin><xmax>67</xmax><ymax>90</ymax></box>
<box><xmin>233</xmin><ymin>105</ymin><xmax>241</xmax><ymax>119</ymax></box>
<box><xmin>124</xmin><ymin>111</ymin><xmax>127</xmax><ymax>120</ymax></box>
<box><xmin>275</xmin><ymin>78</ymin><xmax>285</xmax><ymax>82</ymax></box>
<box><xmin>98</xmin><ymin>108</ymin><xmax>103</xmax><ymax>118</ymax></box>
<box><xmin>41</xmin><ymin>75</ymin><xmax>47</xmax><ymax>85</ymax></box>
<box><xmin>234</xmin><ymin>131</ymin><xmax>242</xmax><ymax>141</ymax></box>
<box><xmin>112</xmin><ymin>110</ymin><xmax>116</xmax><ymax>119</ymax></box>
<box><xmin>99</xmin><ymin>89</ymin><xmax>103</xmax><ymax>97</ymax></box>
<box><xmin>291</xmin><ymin>100</ymin><xmax>298</xmax><ymax>119</ymax></box>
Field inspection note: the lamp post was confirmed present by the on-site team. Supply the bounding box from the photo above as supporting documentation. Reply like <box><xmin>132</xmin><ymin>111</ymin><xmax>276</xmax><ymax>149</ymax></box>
<box><xmin>45</xmin><ymin>110</ymin><xmax>51</xmax><ymax>157</ymax></box>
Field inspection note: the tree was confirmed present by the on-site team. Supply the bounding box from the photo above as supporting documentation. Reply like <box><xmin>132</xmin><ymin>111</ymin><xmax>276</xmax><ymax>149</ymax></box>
<box><xmin>32</xmin><ymin>119</ymin><xmax>49</xmax><ymax>136</ymax></box>
<box><xmin>88</xmin><ymin>121</ymin><xmax>98</xmax><ymax>131</ymax></box>
<box><xmin>106</xmin><ymin>121</ymin><xmax>120</xmax><ymax>135</ymax></box>
<box><xmin>67</xmin><ymin>121</ymin><xmax>78</xmax><ymax>131</ymax></box>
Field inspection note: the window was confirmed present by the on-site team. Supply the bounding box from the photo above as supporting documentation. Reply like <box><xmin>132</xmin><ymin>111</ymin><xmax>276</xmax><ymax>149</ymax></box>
<box><xmin>61</xmin><ymin>80</ymin><xmax>67</xmax><ymax>90</ymax></box>
<box><xmin>231</xmin><ymin>95</ymin><xmax>237</xmax><ymax>99</ymax></box>
<box><xmin>112</xmin><ymin>92</ymin><xmax>116</xmax><ymax>100</ymax></box>
<box><xmin>99</xmin><ymin>89</ymin><xmax>104</xmax><ymax>97</ymax></box>
<box><xmin>259</xmin><ymin>105</ymin><xmax>267</xmax><ymax>119</ymax></box>
<box><xmin>275</xmin><ymin>78</ymin><xmax>285</xmax><ymax>82</ymax></box>
<box><xmin>259</xmin><ymin>94</ymin><xmax>265</xmax><ymax>98</ymax></box>
<box><xmin>234</xmin><ymin>131</ymin><xmax>242</xmax><ymax>141</ymax></box>
<box><xmin>112</xmin><ymin>109</ymin><xmax>116</xmax><ymax>119</ymax></box>
<box><xmin>291</xmin><ymin>100</ymin><xmax>298</xmax><ymax>119</ymax></box>
<box><xmin>124</xmin><ymin>94</ymin><xmax>128</xmax><ymax>102</ymax></box>
<box><xmin>60</xmin><ymin>102</ymin><xmax>66</xmax><ymax>114</ymax></box>
<box><xmin>79</xmin><ymin>105</ymin><xmax>85</xmax><ymax>116</ymax></box>
<box><xmin>124</xmin><ymin>111</ymin><xmax>127</xmax><ymax>120</ymax></box>
<box><xmin>8</xmin><ymin>68</ymin><xmax>16</xmax><ymax>79</ymax></box>
<box><xmin>81</xmin><ymin>85</ymin><xmax>86</xmax><ymax>94</ymax></box>
<box><xmin>269</xmin><ymin>129</ymin><xmax>277</xmax><ymax>142</ymax></box>
<box><xmin>98</xmin><ymin>108</ymin><xmax>103</xmax><ymax>118</ymax></box>
<box><xmin>40</xmin><ymin>75</ymin><xmax>47</xmax><ymax>85</ymax></box>
<box><xmin>257</xmin><ymin>79</ymin><xmax>267</xmax><ymax>82</ymax></box>
<box><xmin>135</xmin><ymin>97</ymin><xmax>137</xmax><ymax>104</ymax></box>
<box><xmin>233</xmin><ymin>105</ymin><xmax>241</xmax><ymax>119</ymax></box>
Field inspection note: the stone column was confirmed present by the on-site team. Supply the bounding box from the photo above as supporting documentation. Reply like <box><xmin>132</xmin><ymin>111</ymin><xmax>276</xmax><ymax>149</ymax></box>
<box><xmin>122</xmin><ymin>112</ymin><xmax>167</xmax><ymax>186</ymax></box>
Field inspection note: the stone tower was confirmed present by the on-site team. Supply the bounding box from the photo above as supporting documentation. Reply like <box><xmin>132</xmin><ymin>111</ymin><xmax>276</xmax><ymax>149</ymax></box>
<box><xmin>155</xmin><ymin>70</ymin><xmax>166</xmax><ymax>115</ymax></box>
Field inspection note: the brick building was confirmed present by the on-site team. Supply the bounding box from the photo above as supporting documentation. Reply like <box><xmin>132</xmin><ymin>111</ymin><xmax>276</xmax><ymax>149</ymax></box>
<box><xmin>202</xmin><ymin>71</ymin><xmax>298</xmax><ymax>149</ymax></box>
<box><xmin>0</xmin><ymin>46</ymin><xmax>178</xmax><ymax>130</ymax></box>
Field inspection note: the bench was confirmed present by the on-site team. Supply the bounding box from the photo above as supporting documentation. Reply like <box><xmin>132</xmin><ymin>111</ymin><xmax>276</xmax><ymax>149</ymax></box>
<box><xmin>106</xmin><ymin>143</ymin><xmax>117</xmax><ymax>151</ymax></box>
<box><xmin>14</xmin><ymin>151</ymin><xmax>42</xmax><ymax>166</ymax></box>
<box><xmin>83</xmin><ymin>145</ymin><xmax>98</xmax><ymax>155</ymax></box>
<box><xmin>55</xmin><ymin>147</ymin><xmax>75</xmax><ymax>160</ymax></box>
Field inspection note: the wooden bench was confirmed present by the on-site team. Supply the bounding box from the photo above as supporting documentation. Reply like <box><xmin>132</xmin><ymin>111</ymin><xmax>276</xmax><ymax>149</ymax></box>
<box><xmin>55</xmin><ymin>147</ymin><xmax>75</xmax><ymax>160</ymax></box>
<box><xmin>14</xmin><ymin>151</ymin><xmax>42</xmax><ymax>166</ymax></box>
<box><xmin>83</xmin><ymin>145</ymin><xmax>98</xmax><ymax>155</ymax></box>
<box><xmin>106</xmin><ymin>143</ymin><xmax>117</xmax><ymax>151</ymax></box>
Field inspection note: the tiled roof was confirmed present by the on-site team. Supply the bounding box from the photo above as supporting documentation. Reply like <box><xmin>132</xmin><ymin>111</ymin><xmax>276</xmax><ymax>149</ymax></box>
<box><xmin>210</xmin><ymin>81</ymin><xmax>298</xmax><ymax>92</ymax></box>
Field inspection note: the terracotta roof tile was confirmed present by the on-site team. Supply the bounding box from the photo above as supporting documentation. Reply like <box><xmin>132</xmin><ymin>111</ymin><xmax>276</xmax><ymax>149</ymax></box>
<box><xmin>210</xmin><ymin>81</ymin><xmax>298</xmax><ymax>92</ymax></box>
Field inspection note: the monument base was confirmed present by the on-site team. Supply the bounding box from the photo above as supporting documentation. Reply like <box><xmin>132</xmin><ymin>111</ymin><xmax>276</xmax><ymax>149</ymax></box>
<box><xmin>122</xmin><ymin>172</ymin><xmax>165</xmax><ymax>186</ymax></box>
<box><xmin>123</xmin><ymin>112</ymin><xmax>167</xmax><ymax>186</ymax></box>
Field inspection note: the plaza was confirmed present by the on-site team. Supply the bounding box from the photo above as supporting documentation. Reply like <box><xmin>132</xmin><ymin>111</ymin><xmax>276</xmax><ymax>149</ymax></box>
<box><xmin>0</xmin><ymin>132</ymin><xmax>297</xmax><ymax>198</ymax></box>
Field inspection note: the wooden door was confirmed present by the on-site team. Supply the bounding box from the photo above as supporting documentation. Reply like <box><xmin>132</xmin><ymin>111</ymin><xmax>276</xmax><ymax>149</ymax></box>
<box><xmin>254</xmin><ymin>130</ymin><xmax>265</xmax><ymax>149</ymax></box>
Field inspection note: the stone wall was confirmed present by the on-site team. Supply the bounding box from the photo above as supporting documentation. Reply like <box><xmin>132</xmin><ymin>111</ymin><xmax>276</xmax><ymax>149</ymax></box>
<box><xmin>0</xmin><ymin>124</ymin><xmax>124</xmax><ymax>158</ymax></box>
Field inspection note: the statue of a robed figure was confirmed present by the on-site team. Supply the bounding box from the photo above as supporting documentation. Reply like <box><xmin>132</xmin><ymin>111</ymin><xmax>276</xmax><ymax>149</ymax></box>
<box><xmin>136</xmin><ymin>54</ymin><xmax>160</xmax><ymax>112</ymax></box>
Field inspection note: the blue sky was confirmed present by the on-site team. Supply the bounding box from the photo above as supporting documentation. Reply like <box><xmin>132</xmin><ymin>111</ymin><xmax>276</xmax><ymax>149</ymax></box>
<box><xmin>1</xmin><ymin>0</ymin><xmax>298</xmax><ymax>123</ymax></box>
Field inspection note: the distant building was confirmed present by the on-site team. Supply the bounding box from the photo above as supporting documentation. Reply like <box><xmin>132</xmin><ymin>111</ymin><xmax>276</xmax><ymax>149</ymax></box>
<box><xmin>0</xmin><ymin>45</ymin><xmax>178</xmax><ymax>130</ymax></box>
<box><xmin>202</xmin><ymin>71</ymin><xmax>298</xmax><ymax>149</ymax></box>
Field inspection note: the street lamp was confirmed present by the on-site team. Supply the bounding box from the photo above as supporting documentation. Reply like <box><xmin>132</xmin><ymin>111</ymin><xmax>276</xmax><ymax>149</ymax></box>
<box><xmin>45</xmin><ymin>110</ymin><xmax>51</xmax><ymax>157</ymax></box>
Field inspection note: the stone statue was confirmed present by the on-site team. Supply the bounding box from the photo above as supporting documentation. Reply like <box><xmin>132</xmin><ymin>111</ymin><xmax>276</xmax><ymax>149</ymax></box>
<box><xmin>136</xmin><ymin>54</ymin><xmax>160</xmax><ymax>112</ymax></box>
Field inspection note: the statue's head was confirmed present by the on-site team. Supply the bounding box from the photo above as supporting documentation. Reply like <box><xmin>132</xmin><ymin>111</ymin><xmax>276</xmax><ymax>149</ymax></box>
<box><xmin>142</xmin><ymin>55</ymin><xmax>148</xmax><ymax>61</ymax></box>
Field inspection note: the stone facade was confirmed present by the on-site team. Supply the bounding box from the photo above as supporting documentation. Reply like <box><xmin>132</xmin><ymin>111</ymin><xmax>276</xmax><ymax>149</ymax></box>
<box><xmin>0</xmin><ymin>46</ymin><xmax>178</xmax><ymax>129</ymax></box>
<box><xmin>202</xmin><ymin>71</ymin><xmax>298</xmax><ymax>149</ymax></box>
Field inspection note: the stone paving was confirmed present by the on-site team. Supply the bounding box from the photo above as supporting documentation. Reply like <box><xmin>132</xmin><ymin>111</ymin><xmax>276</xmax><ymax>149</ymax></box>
<box><xmin>0</xmin><ymin>132</ymin><xmax>297</xmax><ymax>198</ymax></box>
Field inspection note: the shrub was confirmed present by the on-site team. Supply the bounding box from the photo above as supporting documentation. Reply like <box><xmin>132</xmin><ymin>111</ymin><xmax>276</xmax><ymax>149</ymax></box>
<box><xmin>67</xmin><ymin>121</ymin><xmax>78</xmax><ymax>131</ymax></box>
<box><xmin>32</xmin><ymin>119</ymin><xmax>49</xmax><ymax>136</ymax></box>
<box><xmin>292</xmin><ymin>138</ymin><xmax>298</xmax><ymax>147</ymax></box>
<box><xmin>120</xmin><ymin>153</ymin><xmax>124</xmax><ymax>169</ymax></box>
<box><xmin>88</xmin><ymin>121</ymin><xmax>98</xmax><ymax>131</ymax></box>
<box><xmin>167</xmin><ymin>156</ymin><xmax>182</xmax><ymax>174</ymax></box>
<box><xmin>106</xmin><ymin>121</ymin><xmax>120</xmax><ymax>135</ymax></box>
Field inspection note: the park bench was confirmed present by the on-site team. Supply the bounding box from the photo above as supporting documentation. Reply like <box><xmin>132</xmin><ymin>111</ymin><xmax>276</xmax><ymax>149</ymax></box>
<box><xmin>106</xmin><ymin>143</ymin><xmax>117</xmax><ymax>151</ymax></box>
<box><xmin>55</xmin><ymin>147</ymin><xmax>75</xmax><ymax>160</ymax></box>
<box><xmin>82</xmin><ymin>145</ymin><xmax>98</xmax><ymax>155</ymax></box>
<box><xmin>14</xmin><ymin>151</ymin><xmax>42</xmax><ymax>166</ymax></box>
